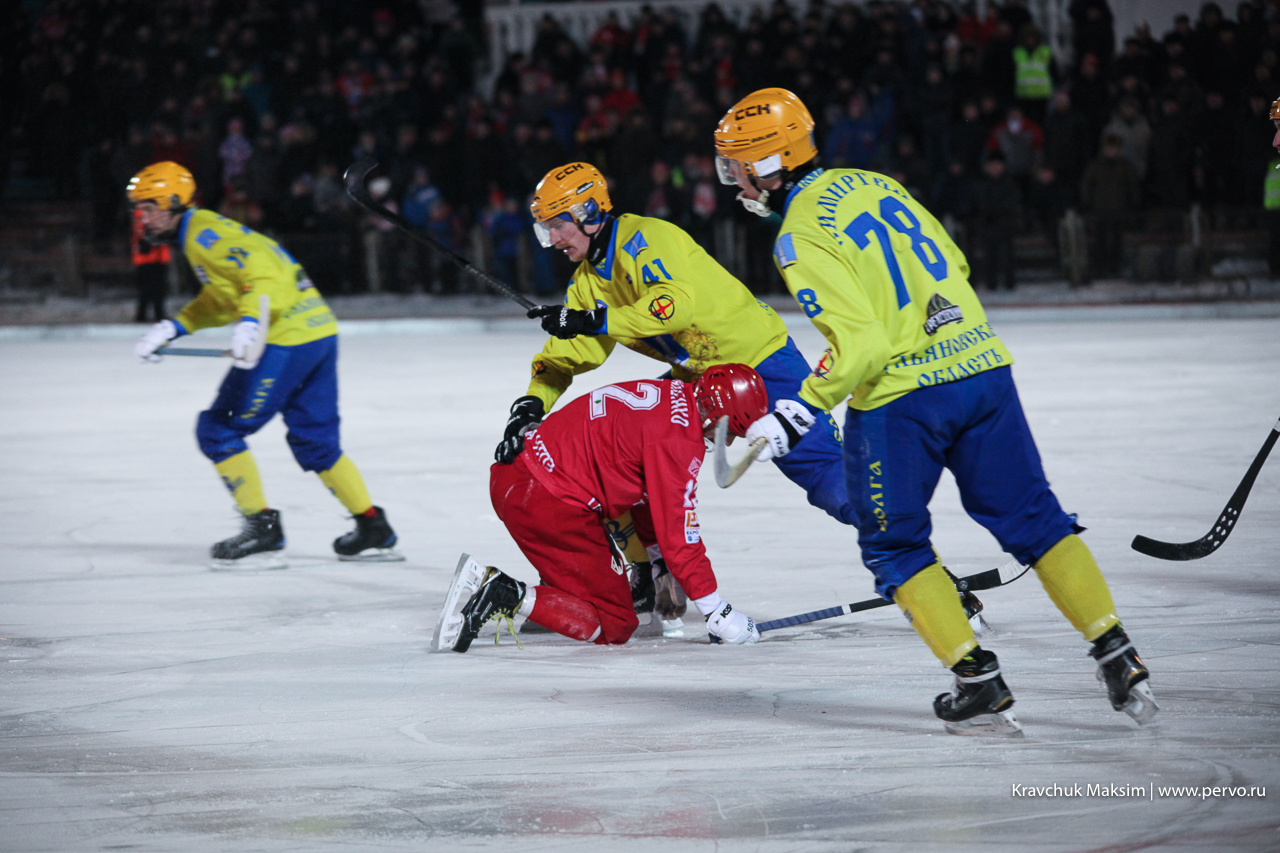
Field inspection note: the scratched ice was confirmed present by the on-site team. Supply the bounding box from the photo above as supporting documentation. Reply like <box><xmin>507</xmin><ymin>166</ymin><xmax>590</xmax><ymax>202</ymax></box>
<box><xmin>1</xmin><ymin>311</ymin><xmax>1277</xmax><ymax>852</ymax></box>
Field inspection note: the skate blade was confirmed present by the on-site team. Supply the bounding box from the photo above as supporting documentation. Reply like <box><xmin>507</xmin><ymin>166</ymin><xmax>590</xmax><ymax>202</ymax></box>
<box><xmin>1121</xmin><ymin>680</ymin><xmax>1159</xmax><ymax>725</ymax></box>
<box><xmin>430</xmin><ymin>554</ymin><xmax>485</xmax><ymax>652</ymax></box>
<box><xmin>662</xmin><ymin>618</ymin><xmax>685</xmax><ymax>638</ymax></box>
<box><xmin>970</xmin><ymin>613</ymin><xmax>990</xmax><ymax>636</ymax></box>
<box><xmin>209</xmin><ymin>551</ymin><xmax>287</xmax><ymax>571</ymax></box>
<box><xmin>337</xmin><ymin>547</ymin><xmax>405</xmax><ymax>563</ymax></box>
<box><xmin>943</xmin><ymin>709</ymin><xmax>1024</xmax><ymax>738</ymax></box>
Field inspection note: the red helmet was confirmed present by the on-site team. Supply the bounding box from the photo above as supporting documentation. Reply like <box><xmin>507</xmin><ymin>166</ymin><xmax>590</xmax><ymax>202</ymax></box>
<box><xmin>693</xmin><ymin>363</ymin><xmax>769</xmax><ymax>438</ymax></box>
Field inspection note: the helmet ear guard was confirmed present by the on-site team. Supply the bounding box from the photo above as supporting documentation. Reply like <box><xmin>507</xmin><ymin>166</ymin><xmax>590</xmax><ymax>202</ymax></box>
<box><xmin>693</xmin><ymin>364</ymin><xmax>769</xmax><ymax>438</ymax></box>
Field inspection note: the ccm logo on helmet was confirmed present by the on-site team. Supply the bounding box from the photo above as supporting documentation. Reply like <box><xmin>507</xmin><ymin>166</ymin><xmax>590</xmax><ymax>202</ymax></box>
<box><xmin>735</xmin><ymin>104</ymin><xmax>772</xmax><ymax>119</ymax></box>
<box><xmin>555</xmin><ymin>164</ymin><xmax>585</xmax><ymax>180</ymax></box>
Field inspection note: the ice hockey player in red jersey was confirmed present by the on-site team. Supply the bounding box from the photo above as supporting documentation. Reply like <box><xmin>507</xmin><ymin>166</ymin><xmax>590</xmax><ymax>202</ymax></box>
<box><xmin>439</xmin><ymin>364</ymin><xmax>769</xmax><ymax>652</ymax></box>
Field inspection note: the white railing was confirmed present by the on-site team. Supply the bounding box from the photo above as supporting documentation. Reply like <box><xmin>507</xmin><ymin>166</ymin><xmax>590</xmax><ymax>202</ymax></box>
<box><xmin>483</xmin><ymin>0</ymin><xmax>1070</xmax><ymax>92</ymax></box>
<box><xmin>484</xmin><ymin>0</ymin><xmax>772</xmax><ymax>83</ymax></box>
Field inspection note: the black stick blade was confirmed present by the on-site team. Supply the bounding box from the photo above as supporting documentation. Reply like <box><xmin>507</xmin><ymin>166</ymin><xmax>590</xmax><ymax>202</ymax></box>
<box><xmin>343</xmin><ymin>156</ymin><xmax>379</xmax><ymax>198</ymax></box>
<box><xmin>1130</xmin><ymin>534</ymin><xmax>1218</xmax><ymax>561</ymax></box>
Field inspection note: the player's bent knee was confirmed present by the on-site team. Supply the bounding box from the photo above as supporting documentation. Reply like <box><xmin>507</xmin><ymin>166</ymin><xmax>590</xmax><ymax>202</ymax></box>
<box><xmin>597</xmin><ymin>612</ymin><xmax>640</xmax><ymax>645</ymax></box>
<box><xmin>196</xmin><ymin>411</ymin><xmax>248</xmax><ymax>462</ymax></box>
<box><xmin>286</xmin><ymin>435</ymin><xmax>342</xmax><ymax>473</ymax></box>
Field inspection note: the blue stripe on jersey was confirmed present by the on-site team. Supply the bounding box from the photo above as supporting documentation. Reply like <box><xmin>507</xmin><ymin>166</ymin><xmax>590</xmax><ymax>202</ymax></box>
<box><xmin>640</xmin><ymin>334</ymin><xmax>691</xmax><ymax>366</ymax></box>
<box><xmin>623</xmin><ymin>231</ymin><xmax>648</xmax><ymax>258</ymax></box>
<box><xmin>775</xmin><ymin>232</ymin><xmax>798</xmax><ymax>268</ymax></box>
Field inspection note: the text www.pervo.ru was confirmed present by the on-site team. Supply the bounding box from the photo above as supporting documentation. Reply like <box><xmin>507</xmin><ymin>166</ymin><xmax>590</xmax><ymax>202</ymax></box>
<box><xmin>1012</xmin><ymin>783</ymin><xmax>1265</xmax><ymax>800</ymax></box>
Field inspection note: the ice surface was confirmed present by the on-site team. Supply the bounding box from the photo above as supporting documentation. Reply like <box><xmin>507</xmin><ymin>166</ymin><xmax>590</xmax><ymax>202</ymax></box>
<box><xmin>1</xmin><ymin>312</ymin><xmax>1277</xmax><ymax>852</ymax></box>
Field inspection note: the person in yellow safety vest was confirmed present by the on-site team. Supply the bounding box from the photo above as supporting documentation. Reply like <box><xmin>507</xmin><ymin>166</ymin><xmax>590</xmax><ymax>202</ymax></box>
<box><xmin>1266</xmin><ymin>96</ymin><xmax>1280</xmax><ymax>275</ymax></box>
<box><xmin>1013</xmin><ymin>24</ymin><xmax>1055</xmax><ymax>124</ymax></box>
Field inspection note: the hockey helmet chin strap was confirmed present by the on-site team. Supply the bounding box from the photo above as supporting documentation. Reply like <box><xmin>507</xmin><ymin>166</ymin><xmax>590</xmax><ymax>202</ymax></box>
<box><xmin>728</xmin><ymin>158</ymin><xmax>819</xmax><ymax>218</ymax></box>
<box><xmin>585</xmin><ymin>212</ymin><xmax>617</xmax><ymax>267</ymax></box>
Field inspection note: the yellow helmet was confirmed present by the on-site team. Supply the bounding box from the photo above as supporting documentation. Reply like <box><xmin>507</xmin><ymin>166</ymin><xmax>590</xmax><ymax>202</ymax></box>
<box><xmin>714</xmin><ymin>88</ymin><xmax>817</xmax><ymax>186</ymax></box>
<box><xmin>126</xmin><ymin>161</ymin><xmax>196</xmax><ymax>210</ymax></box>
<box><xmin>1271</xmin><ymin>95</ymin><xmax>1280</xmax><ymax>120</ymax></box>
<box><xmin>530</xmin><ymin>162</ymin><xmax>611</xmax><ymax>247</ymax></box>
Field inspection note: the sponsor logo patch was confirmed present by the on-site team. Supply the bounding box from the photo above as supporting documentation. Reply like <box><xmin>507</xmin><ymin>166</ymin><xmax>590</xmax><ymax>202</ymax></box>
<box><xmin>923</xmin><ymin>293</ymin><xmax>963</xmax><ymax>336</ymax></box>
<box><xmin>814</xmin><ymin>348</ymin><xmax>835</xmax><ymax>379</ymax></box>
<box><xmin>684</xmin><ymin>510</ymin><xmax>701</xmax><ymax>543</ymax></box>
<box><xmin>649</xmin><ymin>294</ymin><xmax>675</xmax><ymax>322</ymax></box>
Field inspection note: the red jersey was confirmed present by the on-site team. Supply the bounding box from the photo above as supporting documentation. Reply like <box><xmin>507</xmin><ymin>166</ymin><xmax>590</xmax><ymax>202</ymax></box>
<box><xmin>519</xmin><ymin>378</ymin><xmax>715</xmax><ymax>600</ymax></box>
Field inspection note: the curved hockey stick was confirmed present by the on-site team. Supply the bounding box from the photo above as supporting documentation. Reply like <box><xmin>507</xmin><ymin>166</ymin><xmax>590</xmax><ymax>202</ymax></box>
<box><xmin>156</xmin><ymin>294</ymin><xmax>270</xmax><ymax>362</ymax></box>
<box><xmin>713</xmin><ymin>416</ymin><xmax>769</xmax><ymax>488</ymax></box>
<box><xmin>343</xmin><ymin>157</ymin><xmax>536</xmax><ymax>311</ymax></box>
<box><xmin>756</xmin><ymin>558</ymin><xmax>1029</xmax><ymax>634</ymax></box>
<box><xmin>1131</xmin><ymin>417</ymin><xmax>1279</xmax><ymax>560</ymax></box>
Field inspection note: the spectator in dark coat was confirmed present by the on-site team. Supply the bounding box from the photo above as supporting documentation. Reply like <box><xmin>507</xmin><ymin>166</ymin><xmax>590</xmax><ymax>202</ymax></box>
<box><xmin>1145</xmin><ymin>95</ymin><xmax>1194</xmax><ymax>208</ymax></box>
<box><xmin>968</xmin><ymin>152</ymin><xmax>1023</xmax><ymax>291</ymax></box>
<box><xmin>1080</xmin><ymin>134</ymin><xmax>1142</xmax><ymax>278</ymax></box>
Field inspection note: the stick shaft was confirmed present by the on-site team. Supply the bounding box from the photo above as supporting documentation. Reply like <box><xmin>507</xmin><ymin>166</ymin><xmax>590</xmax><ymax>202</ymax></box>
<box><xmin>756</xmin><ymin>560</ymin><xmax>1028</xmax><ymax>634</ymax></box>
<box><xmin>343</xmin><ymin>158</ymin><xmax>536</xmax><ymax>310</ymax></box>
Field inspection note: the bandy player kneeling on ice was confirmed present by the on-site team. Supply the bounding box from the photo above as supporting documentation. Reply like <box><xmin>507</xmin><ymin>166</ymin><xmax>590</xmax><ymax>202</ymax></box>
<box><xmin>436</xmin><ymin>365</ymin><xmax>769</xmax><ymax>652</ymax></box>
<box><xmin>712</xmin><ymin>89</ymin><xmax>1156</xmax><ymax>735</ymax></box>
<box><xmin>128</xmin><ymin>162</ymin><xmax>402</xmax><ymax>569</ymax></box>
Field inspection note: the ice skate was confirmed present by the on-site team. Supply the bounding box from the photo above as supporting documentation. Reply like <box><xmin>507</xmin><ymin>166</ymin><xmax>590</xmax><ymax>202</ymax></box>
<box><xmin>452</xmin><ymin>566</ymin><xmax>526</xmax><ymax>653</ymax></box>
<box><xmin>1090</xmin><ymin>625</ymin><xmax>1158</xmax><ymax>725</ymax></box>
<box><xmin>333</xmin><ymin>506</ymin><xmax>404</xmax><ymax>562</ymax></box>
<box><xmin>431</xmin><ymin>554</ymin><xmax>487</xmax><ymax>651</ymax></box>
<box><xmin>934</xmin><ymin>647</ymin><xmax>1023</xmax><ymax>737</ymax></box>
<box><xmin>209</xmin><ymin>508</ymin><xmax>286</xmax><ymax>570</ymax></box>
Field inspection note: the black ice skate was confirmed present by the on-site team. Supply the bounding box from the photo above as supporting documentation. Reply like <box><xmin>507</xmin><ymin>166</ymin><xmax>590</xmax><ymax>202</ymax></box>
<box><xmin>934</xmin><ymin>646</ymin><xmax>1023</xmax><ymax>737</ymax></box>
<box><xmin>452</xmin><ymin>567</ymin><xmax>526</xmax><ymax>653</ymax></box>
<box><xmin>1090</xmin><ymin>625</ymin><xmax>1158</xmax><ymax>724</ymax></box>
<box><xmin>333</xmin><ymin>506</ymin><xmax>405</xmax><ymax>562</ymax></box>
<box><xmin>209</xmin><ymin>508</ymin><xmax>286</xmax><ymax>570</ymax></box>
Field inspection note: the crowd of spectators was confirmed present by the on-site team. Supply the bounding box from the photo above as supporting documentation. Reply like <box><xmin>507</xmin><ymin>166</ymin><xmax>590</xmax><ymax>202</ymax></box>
<box><xmin>4</xmin><ymin>0</ymin><xmax>1280</xmax><ymax>292</ymax></box>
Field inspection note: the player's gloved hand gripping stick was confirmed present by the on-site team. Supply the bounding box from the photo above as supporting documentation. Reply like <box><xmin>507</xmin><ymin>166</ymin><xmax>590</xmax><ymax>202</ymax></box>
<box><xmin>146</xmin><ymin>294</ymin><xmax>270</xmax><ymax>368</ymax></box>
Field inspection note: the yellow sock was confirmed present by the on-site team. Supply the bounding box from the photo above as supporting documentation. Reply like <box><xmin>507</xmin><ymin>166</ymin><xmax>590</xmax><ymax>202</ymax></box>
<box><xmin>607</xmin><ymin>510</ymin><xmax>650</xmax><ymax>564</ymax></box>
<box><xmin>317</xmin><ymin>454</ymin><xmax>373</xmax><ymax>515</ymax></box>
<box><xmin>1034</xmin><ymin>534</ymin><xmax>1119</xmax><ymax>641</ymax></box>
<box><xmin>214</xmin><ymin>451</ymin><xmax>267</xmax><ymax>515</ymax></box>
<box><xmin>893</xmin><ymin>561</ymin><xmax>977</xmax><ymax>667</ymax></box>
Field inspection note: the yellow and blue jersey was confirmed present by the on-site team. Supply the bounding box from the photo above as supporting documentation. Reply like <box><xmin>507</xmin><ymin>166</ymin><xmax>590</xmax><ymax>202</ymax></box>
<box><xmin>774</xmin><ymin>169</ymin><xmax>1014</xmax><ymax>412</ymax></box>
<box><xmin>174</xmin><ymin>208</ymin><xmax>336</xmax><ymax>346</ymax></box>
<box><xmin>527</xmin><ymin>213</ymin><xmax>790</xmax><ymax>408</ymax></box>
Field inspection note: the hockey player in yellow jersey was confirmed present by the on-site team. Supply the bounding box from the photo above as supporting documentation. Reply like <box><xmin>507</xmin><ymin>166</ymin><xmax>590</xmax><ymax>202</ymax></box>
<box><xmin>497</xmin><ymin>161</ymin><xmax>858</xmax><ymax>535</ymax></box>
<box><xmin>128</xmin><ymin>161</ymin><xmax>402</xmax><ymax>568</ymax></box>
<box><xmin>713</xmin><ymin>89</ymin><xmax>1156</xmax><ymax>734</ymax></box>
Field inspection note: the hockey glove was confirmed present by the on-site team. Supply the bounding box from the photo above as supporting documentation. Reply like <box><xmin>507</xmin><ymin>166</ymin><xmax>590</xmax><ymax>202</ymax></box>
<box><xmin>494</xmin><ymin>395</ymin><xmax>545</xmax><ymax>464</ymax></box>
<box><xmin>230</xmin><ymin>318</ymin><xmax>262</xmax><ymax>370</ymax></box>
<box><xmin>653</xmin><ymin>559</ymin><xmax>688</xmax><ymax>620</ymax></box>
<box><xmin>745</xmin><ymin>399</ymin><xmax>817</xmax><ymax>461</ymax></box>
<box><xmin>135</xmin><ymin>319</ymin><xmax>181</xmax><ymax>362</ymax></box>
<box><xmin>527</xmin><ymin>304</ymin><xmax>607</xmax><ymax>339</ymax></box>
<box><xmin>705</xmin><ymin>601</ymin><xmax>760</xmax><ymax>645</ymax></box>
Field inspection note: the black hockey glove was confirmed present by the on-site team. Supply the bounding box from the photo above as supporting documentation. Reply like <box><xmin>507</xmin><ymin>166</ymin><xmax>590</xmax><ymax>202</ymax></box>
<box><xmin>527</xmin><ymin>304</ymin><xmax>607</xmax><ymax>339</ymax></box>
<box><xmin>494</xmin><ymin>396</ymin><xmax>545</xmax><ymax>464</ymax></box>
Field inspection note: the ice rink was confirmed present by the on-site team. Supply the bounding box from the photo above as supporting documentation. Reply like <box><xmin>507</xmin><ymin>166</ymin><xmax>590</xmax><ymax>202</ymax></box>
<box><xmin>2</xmin><ymin>309</ymin><xmax>1278</xmax><ymax>852</ymax></box>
